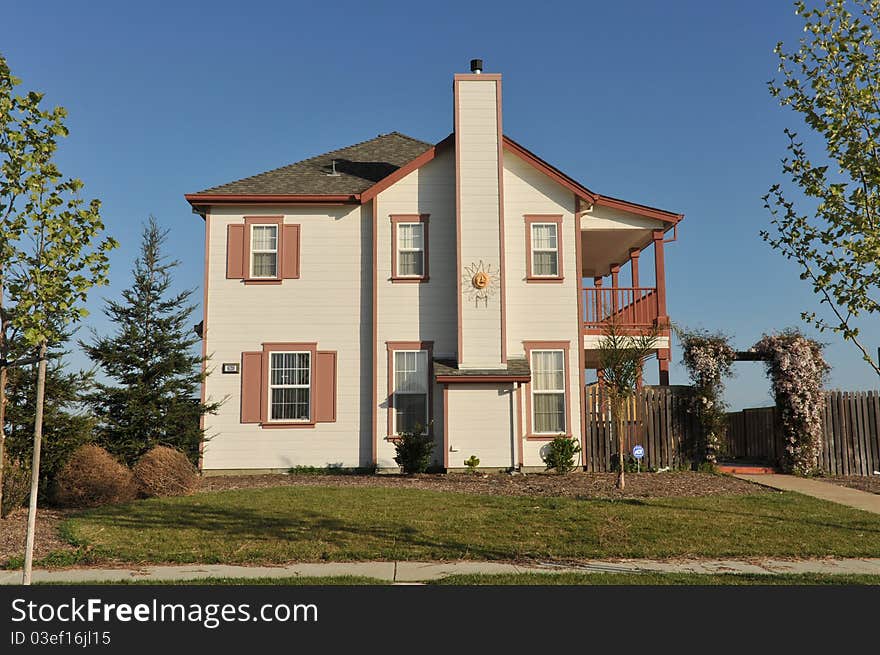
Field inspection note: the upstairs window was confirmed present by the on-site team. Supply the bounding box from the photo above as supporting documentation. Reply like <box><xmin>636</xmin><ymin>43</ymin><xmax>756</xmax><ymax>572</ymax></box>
<box><xmin>525</xmin><ymin>215</ymin><xmax>564</xmax><ymax>281</ymax></box>
<box><xmin>250</xmin><ymin>224</ymin><xmax>279</xmax><ymax>278</ymax></box>
<box><xmin>531</xmin><ymin>223</ymin><xmax>558</xmax><ymax>276</ymax></box>
<box><xmin>391</xmin><ymin>214</ymin><xmax>430</xmax><ymax>282</ymax></box>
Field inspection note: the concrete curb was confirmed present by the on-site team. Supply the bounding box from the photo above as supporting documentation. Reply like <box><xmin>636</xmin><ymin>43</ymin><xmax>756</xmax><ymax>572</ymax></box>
<box><xmin>3</xmin><ymin>558</ymin><xmax>880</xmax><ymax>585</ymax></box>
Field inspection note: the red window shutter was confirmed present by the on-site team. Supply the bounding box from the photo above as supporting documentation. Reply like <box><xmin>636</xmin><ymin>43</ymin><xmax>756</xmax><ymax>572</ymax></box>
<box><xmin>281</xmin><ymin>224</ymin><xmax>300</xmax><ymax>279</ymax></box>
<box><xmin>240</xmin><ymin>351</ymin><xmax>263</xmax><ymax>423</ymax></box>
<box><xmin>227</xmin><ymin>224</ymin><xmax>246</xmax><ymax>279</ymax></box>
<box><xmin>315</xmin><ymin>351</ymin><xmax>337</xmax><ymax>423</ymax></box>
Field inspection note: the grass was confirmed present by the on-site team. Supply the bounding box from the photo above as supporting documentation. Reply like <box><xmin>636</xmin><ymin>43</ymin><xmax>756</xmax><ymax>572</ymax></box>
<box><xmin>433</xmin><ymin>572</ymin><xmax>880</xmax><ymax>585</ymax></box>
<box><xmin>53</xmin><ymin>485</ymin><xmax>880</xmax><ymax>565</ymax></box>
<box><xmin>41</xmin><ymin>573</ymin><xmax>880</xmax><ymax>585</ymax></box>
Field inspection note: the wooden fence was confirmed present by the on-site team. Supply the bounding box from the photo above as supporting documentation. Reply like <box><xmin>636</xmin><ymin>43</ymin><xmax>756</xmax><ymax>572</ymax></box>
<box><xmin>583</xmin><ymin>384</ymin><xmax>699</xmax><ymax>472</ymax></box>
<box><xmin>720</xmin><ymin>390</ymin><xmax>880</xmax><ymax>475</ymax></box>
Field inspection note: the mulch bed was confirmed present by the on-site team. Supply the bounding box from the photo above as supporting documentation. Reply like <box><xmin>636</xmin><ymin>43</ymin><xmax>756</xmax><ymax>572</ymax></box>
<box><xmin>824</xmin><ymin>476</ymin><xmax>880</xmax><ymax>496</ymax></box>
<box><xmin>0</xmin><ymin>508</ymin><xmax>77</xmax><ymax>569</ymax></box>
<box><xmin>201</xmin><ymin>470</ymin><xmax>767</xmax><ymax>499</ymax></box>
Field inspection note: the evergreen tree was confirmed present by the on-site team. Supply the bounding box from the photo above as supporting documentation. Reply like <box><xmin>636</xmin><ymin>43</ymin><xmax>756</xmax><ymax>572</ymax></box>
<box><xmin>82</xmin><ymin>217</ymin><xmax>218</xmax><ymax>466</ymax></box>
<box><xmin>4</xmin><ymin>345</ymin><xmax>94</xmax><ymax>501</ymax></box>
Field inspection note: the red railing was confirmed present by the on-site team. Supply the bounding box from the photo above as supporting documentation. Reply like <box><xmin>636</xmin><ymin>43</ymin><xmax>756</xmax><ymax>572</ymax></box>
<box><xmin>582</xmin><ymin>287</ymin><xmax>659</xmax><ymax>332</ymax></box>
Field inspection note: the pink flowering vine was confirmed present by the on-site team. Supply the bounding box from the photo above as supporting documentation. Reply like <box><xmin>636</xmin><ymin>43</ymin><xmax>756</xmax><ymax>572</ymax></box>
<box><xmin>679</xmin><ymin>329</ymin><xmax>736</xmax><ymax>464</ymax></box>
<box><xmin>753</xmin><ymin>330</ymin><xmax>829</xmax><ymax>475</ymax></box>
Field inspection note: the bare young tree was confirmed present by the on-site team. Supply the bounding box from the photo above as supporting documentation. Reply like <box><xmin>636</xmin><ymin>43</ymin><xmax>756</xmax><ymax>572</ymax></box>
<box><xmin>597</xmin><ymin>320</ymin><xmax>659</xmax><ymax>490</ymax></box>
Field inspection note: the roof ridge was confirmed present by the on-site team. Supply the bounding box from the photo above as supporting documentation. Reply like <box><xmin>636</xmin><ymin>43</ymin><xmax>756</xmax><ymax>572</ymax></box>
<box><xmin>198</xmin><ymin>132</ymin><xmax>429</xmax><ymax>194</ymax></box>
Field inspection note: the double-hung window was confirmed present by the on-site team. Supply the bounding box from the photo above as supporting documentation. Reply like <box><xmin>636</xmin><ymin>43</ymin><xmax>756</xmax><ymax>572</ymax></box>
<box><xmin>269</xmin><ymin>351</ymin><xmax>310</xmax><ymax>421</ymax></box>
<box><xmin>393</xmin><ymin>350</ymin><xmax>429</xmax><ymax>434</ymax></box>
<box><xmin>531</xmin><ymin>349</ymin><xmax>566</xmax><ymax>434</ymax></box>
<box><xmin>530</xmin><ymin>223</ymin><xmax>559</xmax><ymax>277</ymax></box>
<box><xmin>397</xmin><ymin>223</ymin><xmax>424</xmax><ymax>277</ymax></box>
<box><xmin>391</xmin><ymin>215</ymin><xmax>429</xmax><ymax>281</ymax></box>
<box><xmin>250</xmin><ymin>224</ymin><xmax>279</xmax><ymax>278</ymax></box>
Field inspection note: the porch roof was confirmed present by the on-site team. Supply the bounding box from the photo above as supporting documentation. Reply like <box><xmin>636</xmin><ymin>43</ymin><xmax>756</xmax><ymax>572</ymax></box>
<box><xmin>434</xmin><ymin>358</ymin><xmax>530</xmax><ymax>383</ymax></box>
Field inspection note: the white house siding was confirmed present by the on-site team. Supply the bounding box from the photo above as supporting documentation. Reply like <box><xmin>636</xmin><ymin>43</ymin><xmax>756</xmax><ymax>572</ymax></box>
<box><xmin>201</xmin><ymin>204</ymin><xmax>372</xmax><ymax>471</ymax></box>
<box><xmin>456</xmin><ymin>78</ymin><xmax>504</xmax><ymax>369</ymax></box>
<box><xmin>446</xmin><ymin>383</ymin><xmax>517</xmax><ymax>469</ymax></box>
<box><xmin>375</xmin><ymin>149</ymin><xmax>457</xmax><ymax>469</ymax></box>
<box><xmin>502</xmin><ymin>150</ymin><xmax>583</xmax><ymax>468</ymax></box>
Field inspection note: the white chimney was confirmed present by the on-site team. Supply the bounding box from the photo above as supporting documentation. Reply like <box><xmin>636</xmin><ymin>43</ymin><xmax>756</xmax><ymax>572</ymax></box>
<box><xmin>454</xmin><ymin>60</ymin><xmax>505</xmax><ymax>369</ymax></box>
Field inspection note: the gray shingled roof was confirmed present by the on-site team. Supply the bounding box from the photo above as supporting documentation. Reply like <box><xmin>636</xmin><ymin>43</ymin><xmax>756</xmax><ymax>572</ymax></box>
<box><xmin>194</xmin><ymin>132</ymin><xmax>432</xmax><ymax>196</ymax></box>
<box><xmin>434</xmin><ymin>358</ymin><xmax>530</xmax><ymax>379</ymax></box>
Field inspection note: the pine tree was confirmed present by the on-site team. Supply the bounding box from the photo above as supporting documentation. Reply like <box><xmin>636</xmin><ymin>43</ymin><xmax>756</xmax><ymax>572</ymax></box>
<box><xmin>82</xmin><ymin>217</ymin><xmax>218</xmax><ymax>466</ymax></box>
<box><xmin>4</xmin><ymin>345</ymin><xmax>94</xmax><ymax>502</ymax></box>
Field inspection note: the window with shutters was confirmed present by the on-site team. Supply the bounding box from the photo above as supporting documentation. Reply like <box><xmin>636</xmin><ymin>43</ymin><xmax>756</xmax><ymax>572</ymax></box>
<box><xmin>250</xmin><ymin>224</ymin><xmax>278</xmax><ymax>278</ymax></box>
<box><xmin>391</xmin><ymin>215</ymin><xmax>429</xmax><ymax>282</ymax></box>
<box><xmin>226</xmin><ymin>217</ymin><xmax>299</xmax><ymax>284</ymax></box>
<box><xmin>240</xmin><ymin>342</ymin><xmax>336</xmax><ymax>428</ymax></box>
<box><xmin>525</xmin><ymin>215</ymin><xmax>564</xmax><ymax>282</ymax></box>
<box><xmin>268</xmin><ymin>351</ymin><xmax>310</xmax><ymax>421</ymax></box>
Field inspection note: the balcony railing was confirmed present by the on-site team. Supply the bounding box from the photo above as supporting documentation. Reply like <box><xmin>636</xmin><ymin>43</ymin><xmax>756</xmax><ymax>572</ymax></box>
<box><xmin>582</xmin><ymin>286</ymin><xmax>659</xmax><ymax>332</ymax></box>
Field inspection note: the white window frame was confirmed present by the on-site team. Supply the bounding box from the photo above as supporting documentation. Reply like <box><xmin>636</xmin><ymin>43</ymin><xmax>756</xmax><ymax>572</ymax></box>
<box><xmin>396</xmin><ymin>222</ymin><xmax>425</xmax><ymax>278</ymax></box>
<box><xmin>530</xmin><ymin>349</ymin><xmax>566</xmax><ymax>434</ymax></box>
<box><xmin>268</xmin><ymin>350</ymin><xmax>311</xmax><ymax>422</ymax></box>
<box><xmin>530</xmin><ymin>222</ymin><xmax>559</xmax><ymax>278</ymax></box>
<box><xmin>250</xmin><ymin>223</ymin><xmax>279</xmax><ymax>279</ymax></box>
<box><xmin>392</xmin><ymin>349</ymin><xmax>429</xmax><ymax>435</ymax></box>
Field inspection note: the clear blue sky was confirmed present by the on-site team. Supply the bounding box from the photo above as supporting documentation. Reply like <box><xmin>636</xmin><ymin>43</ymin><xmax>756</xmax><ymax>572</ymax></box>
<box><xmin>3</xmin><ymin>0</ymin><xmax>877</xmax><ymax>409</ymax></box>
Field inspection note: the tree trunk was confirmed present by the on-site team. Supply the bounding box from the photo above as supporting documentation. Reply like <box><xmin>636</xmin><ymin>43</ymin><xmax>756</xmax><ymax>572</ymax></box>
<box><xmin>0</xmin><ymin>283</ymin><xmax>6</xmax><ymax>517</ymax></box>
<box><xmin>22</xmin><ymin>340</ymin><xmax>47</xmax><ymax>586</ymax></box>
<box><xmin>614</xmin><ymin>399</ymin><xmax>626</xmax><ymax>491</ymax></box>
<box><xmin>0</xmin><ymin>365</ymin><xmax>6</xmax><ymax>517</ymax></box>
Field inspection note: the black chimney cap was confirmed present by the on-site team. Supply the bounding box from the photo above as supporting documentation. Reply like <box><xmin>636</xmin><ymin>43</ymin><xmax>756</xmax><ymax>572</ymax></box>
<box><xmin>470</xmin><ymin>59</ymin><xmax>483</xmax><ymax>73</ymax></box>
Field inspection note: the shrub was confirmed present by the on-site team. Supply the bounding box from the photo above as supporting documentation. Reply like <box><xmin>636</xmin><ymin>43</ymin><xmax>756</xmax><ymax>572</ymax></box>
<box><xmin>133</xmin><ymin>446</ymin><xmax>199</xmax><ymax>498</ymax></box>
<box><xmin>542</xmin><ymin>435</ymin><xmax>581</xmax><ymax>474</ymax></box>
<box><xmin>53</xmin><ymin>444</ymin><xmax>137</xmax><ymax>508</ymax></box>
<box><xmin>393</xmin><ymin>424</ymin><xmax>435</xmax><ymax>474</ymax></box>
<box><xmin>464</xmin><ymin>455</ymin><xmax>480</xmax><ymax>474</ymax></box>
<box><xmin>1</xmin><ymin>458</ymin><xmax>31</xmax><ymax>518</ymax></box>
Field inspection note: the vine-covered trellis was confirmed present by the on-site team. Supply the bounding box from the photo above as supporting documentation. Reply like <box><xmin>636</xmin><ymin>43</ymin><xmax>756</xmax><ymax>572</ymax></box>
<box><xmin>679</xmin><ymin>327</ymin><xmax>829</xmax><ymax>475</ymax></box>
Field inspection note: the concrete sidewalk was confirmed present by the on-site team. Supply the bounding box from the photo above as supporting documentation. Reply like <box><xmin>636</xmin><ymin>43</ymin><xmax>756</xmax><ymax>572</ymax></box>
<box><xmin>735</xmin><ymin>474</ymin><xmax>880</xmax><ymax>514</ymax></box>
<box><xmin>3</xmin><ymin>558</ymin><xmax>880</xmax><ymax>584</ymax></box>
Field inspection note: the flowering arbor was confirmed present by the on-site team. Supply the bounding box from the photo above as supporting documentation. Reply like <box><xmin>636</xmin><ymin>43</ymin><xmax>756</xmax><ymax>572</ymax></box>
<box><xmin>679</xmin><ymin>327</ymin><xmax>829</xmax><ymax>475</ymax></box>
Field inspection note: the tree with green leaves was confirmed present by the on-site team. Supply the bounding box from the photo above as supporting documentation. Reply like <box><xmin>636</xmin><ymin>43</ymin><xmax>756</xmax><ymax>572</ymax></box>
<box><xmin>763</xmin><ymin>0</ymin><xmax>880</xmax><ymax>376</ymax></box>
<box><xmin>597</xmin><ymin>320</ymin><xmax>658</xmax><ymax>490</ymax></box>
<box><xmin>1</xmin><ymin>54</ymin><xmax>116</xmax><ymax>584</ymax></box>
<box><xmin>82</xmin><ymin>217</ymin><xmax>219</xmax><ymax>467</ymax></box>
<box><xmin>0</xmin><ymin>52</ymin><xmax>73</xmax><ymax>519</ymax></box>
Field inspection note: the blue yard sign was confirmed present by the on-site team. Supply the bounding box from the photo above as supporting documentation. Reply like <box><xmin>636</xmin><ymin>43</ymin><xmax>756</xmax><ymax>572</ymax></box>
<box><xmin>632</xmin><ymin>445</ymin><xmax>645</xmax><ymax>473</ymax></box>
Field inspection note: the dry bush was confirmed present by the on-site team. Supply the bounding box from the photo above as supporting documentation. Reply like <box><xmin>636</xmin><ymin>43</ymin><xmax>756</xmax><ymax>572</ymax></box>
<box><xmin>53</xmin><ymin>444</ymin><xmax>137</xmax><ymax>508</ymax></box>
<box><xmin>133</xmin><ymin>446</ymin><xmax>199</xmax><ymax>498</ymax></box>
<box><xmin>1</xmin><ymin>458</ymin><xmax>32</xmax><ymax>517</ymax></box>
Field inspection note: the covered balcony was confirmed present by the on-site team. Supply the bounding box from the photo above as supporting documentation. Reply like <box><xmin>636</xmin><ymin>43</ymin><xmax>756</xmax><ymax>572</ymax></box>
<box><xmin>576</xmin><ymin>196</ymin><xmax>680</xmax><ymax>384</ymax></box>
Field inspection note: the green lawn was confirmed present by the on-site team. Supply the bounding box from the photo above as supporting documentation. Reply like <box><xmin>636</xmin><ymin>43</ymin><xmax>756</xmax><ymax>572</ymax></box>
<box><xmin>54</xmin><ymin>485</ymin><xmax>880</xmax><ymax>565</ymax></box>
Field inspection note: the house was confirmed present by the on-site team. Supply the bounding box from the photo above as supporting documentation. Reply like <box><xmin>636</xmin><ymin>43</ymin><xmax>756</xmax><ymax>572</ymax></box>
<box><xmin>185</xmin><ymin>60</ymin><xmax>683</xmax><ymax>474</ymax></box>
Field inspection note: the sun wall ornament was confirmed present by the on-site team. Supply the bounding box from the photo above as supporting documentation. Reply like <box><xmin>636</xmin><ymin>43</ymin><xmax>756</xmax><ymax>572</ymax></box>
<box><xmin>463</xmin><ymin>260</ymin><xmax>500</xmax><ymax>307</ymax></box>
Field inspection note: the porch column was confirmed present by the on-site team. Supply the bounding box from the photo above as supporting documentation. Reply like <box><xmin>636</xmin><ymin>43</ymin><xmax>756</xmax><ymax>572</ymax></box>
<box><xmin>652</xmin><ymin>231</ymin><xmax>668</xmax><ymax>328</ymax></box>
<box><xmin>593</xmin><ymin>276</ymin><xmax>603</xmax><ymax>322</ymax></box>
<box><xmin>657</xmin><ymin>349</ymin><xmax>670</xmax><ymax>386</ymax></box>
<box><xmin>629</xmin><ymin>248</ymin><xmax>640</xmax><ymax>287</ymax></box>
<box><xmin>610</xmin><ymin>264</ymin><xmax>620</xmax><ymax>313</ymax></box>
